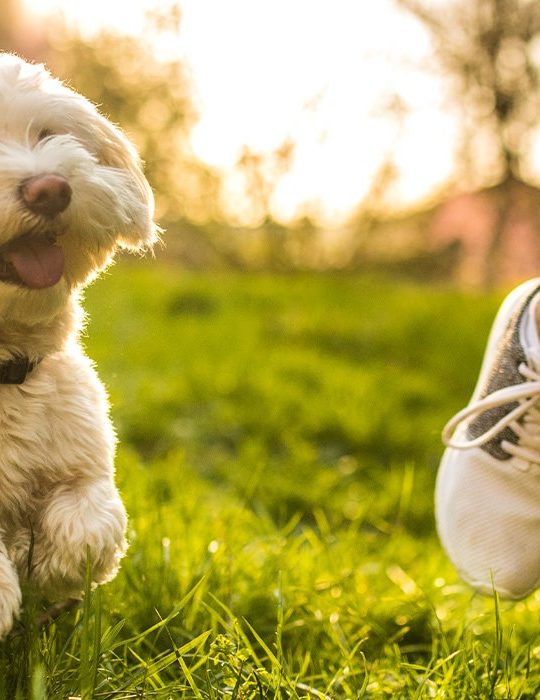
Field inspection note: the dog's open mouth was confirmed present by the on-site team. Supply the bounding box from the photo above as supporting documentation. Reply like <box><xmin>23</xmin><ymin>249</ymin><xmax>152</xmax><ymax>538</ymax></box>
<box><xmin>0</xmin><ymin>234</ymin><xmax>64</xmax><ymax>289</ymax></box>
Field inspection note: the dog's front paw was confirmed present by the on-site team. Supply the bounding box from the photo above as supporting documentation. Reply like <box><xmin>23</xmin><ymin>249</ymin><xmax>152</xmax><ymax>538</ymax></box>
<box><xmin>29</xmin><ymin>480</ymin><xmax>128</xmax><ymax>600</ymax></box>
<box><xmin>32</xmin><ymin>538</ymin><xmax>127</xmax><ymax>601</ymax></box>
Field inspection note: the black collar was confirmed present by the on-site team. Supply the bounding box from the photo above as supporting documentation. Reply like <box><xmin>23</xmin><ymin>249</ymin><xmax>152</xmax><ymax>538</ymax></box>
<box><xmin>0</xmin><ymin>357</ymin><xmax>41</xmax><ymax>384</ymax></box>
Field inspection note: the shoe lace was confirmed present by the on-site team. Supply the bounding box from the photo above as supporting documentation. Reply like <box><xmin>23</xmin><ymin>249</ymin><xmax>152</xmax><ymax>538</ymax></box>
<box><xmin>442</xmin><ymin>362</ymin><xmax>540</xmax><ymax>463</ymax></box>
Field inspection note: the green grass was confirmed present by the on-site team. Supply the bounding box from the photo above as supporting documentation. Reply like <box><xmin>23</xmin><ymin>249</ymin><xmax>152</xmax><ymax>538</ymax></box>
<box><xmin>2</xmin><ymin>261</ymin><xmax>540</xmax><ymax>698</ymax></box>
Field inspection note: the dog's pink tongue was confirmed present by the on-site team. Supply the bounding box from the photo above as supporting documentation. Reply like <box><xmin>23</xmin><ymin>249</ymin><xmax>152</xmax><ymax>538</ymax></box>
<box><xmin>4</xmin><ymin>239</ymin><xmax>64</xmax><ymax>289</ymax></box>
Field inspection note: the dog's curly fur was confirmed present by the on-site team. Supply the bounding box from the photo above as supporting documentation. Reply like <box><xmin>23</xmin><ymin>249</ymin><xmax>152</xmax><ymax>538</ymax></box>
<box><xmin>0</xmin><ymin>53</ymin><xmax>158</xmax><ymax>636</ymax></box>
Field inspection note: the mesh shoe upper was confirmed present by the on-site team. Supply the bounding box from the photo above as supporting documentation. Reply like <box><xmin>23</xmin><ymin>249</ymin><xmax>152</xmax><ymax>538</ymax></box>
<box><xmin>466</xmin><ymin>285</ymin><xmax>540</xmax><ymax>460</ymax></box>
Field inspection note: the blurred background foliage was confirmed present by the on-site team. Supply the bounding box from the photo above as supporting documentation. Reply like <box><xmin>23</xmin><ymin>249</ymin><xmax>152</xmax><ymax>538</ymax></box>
<box><xmin>3</xmin><ymin>0</ymin><xmax>540</xmax><ymax>285</ymax></box>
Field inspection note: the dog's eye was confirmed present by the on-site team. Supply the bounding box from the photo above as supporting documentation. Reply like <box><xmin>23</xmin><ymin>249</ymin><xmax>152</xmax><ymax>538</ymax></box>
<box><xmin>38</xmin><ymin>129</ymin><xmax>54</xmax><ymax>141</ymax></box>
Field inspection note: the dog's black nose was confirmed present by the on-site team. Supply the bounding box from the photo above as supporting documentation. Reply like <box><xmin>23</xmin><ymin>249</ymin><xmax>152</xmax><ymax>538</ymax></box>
<box><xmin>20</xmin><ymin>174</ymin><xmax>72</xmax><ymax>218</ymax></box>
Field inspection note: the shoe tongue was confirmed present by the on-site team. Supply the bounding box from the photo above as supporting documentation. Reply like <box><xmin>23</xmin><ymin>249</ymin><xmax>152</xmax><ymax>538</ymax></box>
<box><xmin>3</xmin><ymin>238</ymin><xmax>64</xmax><ymax>289</ymax></box>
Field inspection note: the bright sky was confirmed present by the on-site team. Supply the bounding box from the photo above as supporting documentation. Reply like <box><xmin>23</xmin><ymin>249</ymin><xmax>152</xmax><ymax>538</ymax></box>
<box><xmin>23</xmin><ymin>0</ymin><xmax>457</xmax><ymax>224</ymax></box>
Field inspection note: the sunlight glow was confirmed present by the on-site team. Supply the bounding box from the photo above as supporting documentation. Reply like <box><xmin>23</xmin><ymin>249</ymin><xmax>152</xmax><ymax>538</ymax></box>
<box><xmin>23</xmin><ymin>0</ymin><xmax>152</xmax><ymax>36</ymax></box>
<box><xmin>23</xmin><ymin>0</ymin><xmax>458</xmax><ymax>222</ymax></box>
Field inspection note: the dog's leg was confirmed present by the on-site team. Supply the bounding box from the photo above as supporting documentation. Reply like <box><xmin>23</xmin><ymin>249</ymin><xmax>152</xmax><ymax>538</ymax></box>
<box><xmin>0</xmin><ymin>536</ymin><xmax>22</xmax><ymax>638</ymax></box>
<box><xmin>26</xmin><ymin>479</ymin><xmax>127</xmax><ymax>600</ymax></box>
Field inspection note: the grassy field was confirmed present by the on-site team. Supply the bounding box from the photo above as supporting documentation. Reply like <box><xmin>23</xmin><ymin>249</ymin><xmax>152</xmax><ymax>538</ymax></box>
<box><xmin>2</xmin><ymin>261</ymin><xmax>540</xmax><ymax>698</ymax></box>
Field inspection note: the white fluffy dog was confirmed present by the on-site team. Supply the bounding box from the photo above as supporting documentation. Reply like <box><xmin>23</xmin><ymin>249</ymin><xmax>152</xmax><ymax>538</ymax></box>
<box><xmin>0</xmin><ymin>53</ymin><xmax>157</xmax><ymax>636</ymax></box>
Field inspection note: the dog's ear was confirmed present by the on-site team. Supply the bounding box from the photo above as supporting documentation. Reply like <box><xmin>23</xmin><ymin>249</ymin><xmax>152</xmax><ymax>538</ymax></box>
<box><xmin>94</xmin><ymin>115</ymin><xmax>160</xmax><ymax>252</ymax></box>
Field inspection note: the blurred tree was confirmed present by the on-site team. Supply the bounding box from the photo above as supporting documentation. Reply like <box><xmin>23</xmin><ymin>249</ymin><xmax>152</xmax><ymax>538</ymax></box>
<box><xmin>47</xmin><ymin>29</ymin><xmax>220</xmax><ymax>226</ymax></box>
<box><xmin>348</xmin><ymin>93</ymin><xmax>407</xmax><ymax>268</ymax></box>
<box><xmin>232</xmin><ymin>140</ymin><xmax>299</xmax><ymax>268</ymax></box>
<box><xmin>397</xmin><ymin>0</ymin><xmax>540</xmax><ymax>285</ymax></box>
<box><xmin>397</xmin><ymin>0</ymin><xmax>540</xmax><ymax>183</ymax></box>
<box><xmin>234</xmin><ymin>140</ymin><xmax>295</xmax><ymax>225</ymax></box>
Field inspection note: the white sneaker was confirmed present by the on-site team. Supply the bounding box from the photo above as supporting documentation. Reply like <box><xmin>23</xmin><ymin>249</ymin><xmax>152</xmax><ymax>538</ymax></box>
<box><xmin>436</xmin><ymin>278</ymin><xmax>540</xmax><ymax>599</ymax></box>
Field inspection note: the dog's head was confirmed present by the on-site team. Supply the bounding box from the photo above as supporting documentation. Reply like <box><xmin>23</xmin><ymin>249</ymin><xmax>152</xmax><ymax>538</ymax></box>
<box><xmin>0</xmin><ymin>53</ymin><xmax>158</xmax><ymax>322</ymax></box>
